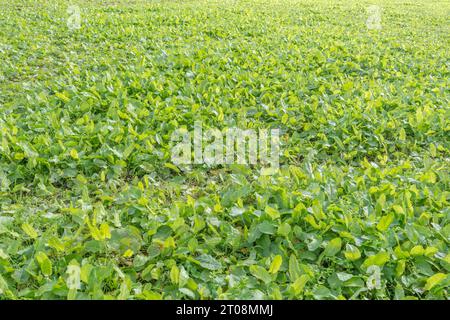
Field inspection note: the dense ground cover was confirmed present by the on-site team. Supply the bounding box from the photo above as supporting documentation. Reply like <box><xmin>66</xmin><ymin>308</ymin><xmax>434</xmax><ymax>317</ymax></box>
<box><xmin>0</xmin><ymin>0</ymin><xmax>449</xmax><ymax>299</ymax></box>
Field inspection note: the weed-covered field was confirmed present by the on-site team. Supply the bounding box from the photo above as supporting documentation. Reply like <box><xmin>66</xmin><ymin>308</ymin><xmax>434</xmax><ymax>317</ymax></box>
<box><xmin>0</xmin><ymin>0</ymin><xmax>449</xmax><ymax>300</ymax></box>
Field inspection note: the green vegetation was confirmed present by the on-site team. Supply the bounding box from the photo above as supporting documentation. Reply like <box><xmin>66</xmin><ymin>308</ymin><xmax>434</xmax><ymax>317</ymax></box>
<box><xmin>0</xmin><ymin>0</ymin><xmax>449</xmax><ymax>299</ymax></box>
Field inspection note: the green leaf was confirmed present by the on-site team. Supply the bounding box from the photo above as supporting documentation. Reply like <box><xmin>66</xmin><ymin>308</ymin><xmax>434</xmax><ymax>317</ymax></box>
<box><xmin>323</xmin><ymin>238</ymin><xmax>342</xmax><ymax>257</ymax></box>
<box><xmin>269</xmin><ymin>255</ymin><xmax>282</xmax><ymax>274</ymax></box>
<box><xmin>265</xmin><ymin>206</ymin><xmax>280</xmax><ymax>220</ymax></box>
<box><xmin>179</xmin><ymin>288</ymin><xmax>196</xmax><ymax>299</ymax></box>
<box><xmin>249</xmin><ymin>265</ymin><xmax>272</xmax><ymax>284</ymax></box>
<box><xmin>21</xmin><ymin>223</ymin><xmax>38</xmax><ymax>239</ymax></box>
<box><xmin>0</xmin><ymin>274</ymin><xmax>9</xmax><ymax>295</ymax></box>
<box><xmin>362</xmin><ymin>252</ymin><xmax>390</xmax><ymax>270</ymax></box>
<box><xmin>164</xmin><ymin>162</ymin><xmax>180</xmax><ymax>173</ymax></box>
<box><xmin>66</xmin><ymin>261</ymin><xmax>81</xmax><ymax>291</ymax></box>
<box><xmin>257</xmin><ymin>221</ymin><xmax>275</xmax><ymax>235</ymax></box>
<box><xmin>178</xmin><ymin>266</ymin><xmax>189</xmax><ymax>287</ymax></box>
<box><xmin>195</xmin><ymin>254</ymin><xmax>222</xmax><ymax>271</ymax></box>
<box><xmin>424</xmin><ymin>273</ymin><xmax>447</xmax><ymax>291</ymax></box>
<box><xmin>376</xmin><ymin>213</ymin><xmax>394</xmax><ymax>232</ymax></box>
<box><xmin>277</xmin><ymin>222</ymin><xmax>291</xmax><ymax>237</ymax></box>
<box><xmin>291</xmin><ymin>274</ymin><xmax>309</xmax><ymax>296</ymax></box>
<box><xmin>170</xmin><ymin>265</ymin><xmax>180</xmax><ymax>284</ymax></box>
<box><xmin>399</xmin><ymin>128</ymin><xmax>406</xmax><ymax>141</ymax></box>
<box><xmin>289</xmin><ymin>254</ymin><xmax>302</xmax><ymax>281</ymax></box>
<box><xmin>392</xmin><ymin>205</ymin><xmax>404</xmax><ymax>215</ymax></box>
<box><xmin>0</xmin><ymin>248</ymin><xmax>9</xmax><ymax>260</ymax></box>
<box><xmin>396</xmin><ymin>260</ymin><xmax>406</xmax><ymax>277</ymax></box>
<box><xmin>344</xmin><ymin>244</ymin><xmax>361</xmax><ymax>261</ymax></box>
<box><xmin>410</xmin><ymin>245</ymin><xmax>425</xmax><ymax>256</ymax></box>
<box><xmin>342</xmin><ymin>81</ymin><xmax>353</xmax><ymax>92</ymax></box>
<box><xmin>55</xmin><ymin>91</ymin><xmax>70</xmax><ymax>103</ymax></box>
<box><xmin>35</xmin><ymin>252</ymin><xmax>52</xmax><ymax>276</ymax></box>
<box><xmin>70</xmin><ymin>149</ymin><xmax>79</xmax><ymax>160</ymax></box>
